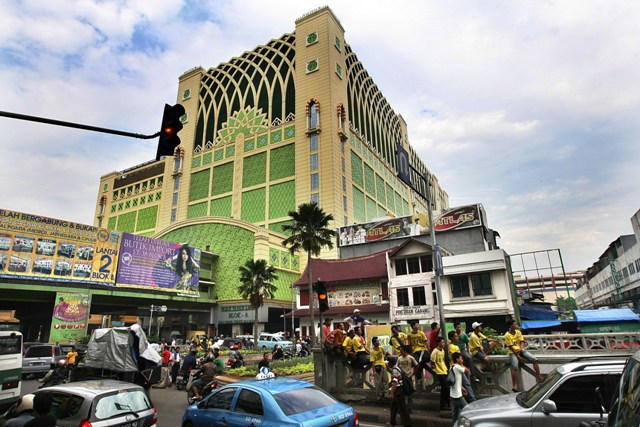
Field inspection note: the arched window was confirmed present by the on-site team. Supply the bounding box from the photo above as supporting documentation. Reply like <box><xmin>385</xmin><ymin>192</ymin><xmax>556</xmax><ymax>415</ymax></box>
<box><xmin>306</xmin><ymin>99</ymin><xmax>320</xmax><ymax>129</ymax></box>
<box><xmin>173</xmin><ymin>146</ymin><xmax>185</xmax><ymax>173</ymax></box>
<box><xmin>98</xmin><ymin>195</ymin><xmax>107</xmax><ymax>215</ymax></box>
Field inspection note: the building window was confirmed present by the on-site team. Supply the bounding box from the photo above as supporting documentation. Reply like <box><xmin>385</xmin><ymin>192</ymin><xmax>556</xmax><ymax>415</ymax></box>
<box><xmin>311</xmin><ymin>193</ymin><xmax>319</xmax><ymax>204</ymax></box>
<box><xmin>396</xmin><ymin>288</ymin><xmax>410</xmax><ymax>307</ymax></box>
<box><xmin>395</xmin><ymin>259</ymin><xmax>407</xmax><ymax>276</ymax></box>
<box><xmin>102</xmin><ymin>183</ymin><xmax>108</xmax><ymax>192</ymax></box>
<box><xmin>341</xmin><ymin>157</ymin><xmax>346</xmax><ymax>172</ymax></box>
<box><xmin>407</xmin><ymin>257</ymin><xmax>420</xmax><ymax>274</ymax></box>
<box><xmin>341</xmin><ymin>140</ymin><xmax>345</xmax><ymax>154</ymax></box>
<box><xmin>334</xmin><ymin>36</ymin><xmax>341</xmax><ymax>51</ymax></box>
<box><xmin>310</xmin><ymin>154</ymin><xmax>318</xmax><ymax>171</ymax></box>
<box><xmin>98</xmin><ymin>218</ymin><xmax>103</xmax><ymax>227</ymax></box>
<box><xmin>310</xmin><ymin>173</ymin><xmax>319</xmax><ymax>190</ymax></box>
<box><xmin>182</xmin><ymin>88</ymin><xmax>191</xmax><ymax>100</ymax></box>
<box><xmin>432</xmin><ymin>282</ymin><xmax>438</xmax><ymax>305</ymax></box>
<box><xmin>629</xmin><ymin>262</ymin><xmax>636</xmax><ymax>275</ymax></box>
<box><xmin>174</xmin><ymin>176</ymin><xmax>180</xmax><ymax>190</ymax></box>
<box><xmin>306</xmin><ymin>31</ymin><xmax>318</xmax><ymax>46</ymax></box>
<box><xmin>335</xmin><ymin>63</ymin><xmax>343</xmax><ymax>79</ymax></box>
<box><xmin>623</xmin><ymin>267</ymin><xmax>629</xmax><ymax>278</ymax></box>
<box><xmin>342</xmin><ymin>176</ymin><xmax>347</xmax><ymax>192</ymax></box>
<box><xmin>343</xmin><ymin>196</ymin><xmax>347</xmax><ymax>211</ymax></box>
<box><xmin>412</xmin><ymin>286</ymin><xmax>427</xmax><ymax>306</ymax></box>
<box><xmin>310</xmin><ymin>134</ymin><xmax>319</xmax><ymax>151</ymax></box>
<box><xmin>471</xmin><ymin>273</ymin><xmax>493</xmax><ymax>296</ymax></box>
<box><xmin>420</xmin><ymin>255</ymin><xmax>432</xmax><ymax>272</ymax></box>
<box><xmin>451</xmin><ymin>275</ymin><xmax>471</xmax><ymax>298</ymax></box>
<box><xmin>173</xmin><ymin>148</ymin><xmax>184</xmax><ymax>172</ymax></box>
<box><xmin>172</xmin><ymin>192</ymin><xmax>178</xmax><ymax>206</ymax></box>
<box><xmin>344</xmin><ymin>216</ymin><xmax>348</xmax><ymax>226</ymax></box>
<box><xmin>170</xmin><ymin>208</ymin><xmax>177</xmax><ymax>223</ymax></box>
<box><xmin>98</xmin><ymin>196</ymin><xmax>107</xmax><ymax>215</ymax></box>
<box><xmin>309</xmin><ymin>102</ymin><xmax>319</xmax><ymax>128</ymax></box>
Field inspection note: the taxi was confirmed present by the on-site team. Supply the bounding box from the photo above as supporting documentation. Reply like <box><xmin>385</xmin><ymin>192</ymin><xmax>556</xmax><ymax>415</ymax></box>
<box><xmin>182</xmin><ymin>372</ymin><xmax>359</xmax><ymax>427</ymax></box>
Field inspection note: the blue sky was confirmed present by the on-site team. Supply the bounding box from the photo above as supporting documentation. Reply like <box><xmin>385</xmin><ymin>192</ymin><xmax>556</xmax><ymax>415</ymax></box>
<box><xmin>2</xmin><ymin>1</ymin><xmax>639</xmax><ymax>272</ymax></box>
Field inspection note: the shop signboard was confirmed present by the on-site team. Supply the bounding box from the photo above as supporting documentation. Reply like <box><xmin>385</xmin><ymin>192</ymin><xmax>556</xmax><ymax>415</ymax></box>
<box><xmin>393</xmin><ymin>305</ymin><xmax>432</xmax><ymax>322</ymax></box>
<box><xmin>0</xmin><ymin>208</ymin><xmax>121</xmax><ymax>286</ymax></box>
<box><xmin>115</xmin><ymin>233</ymin><xmax>201</xmax><ymax>297</ymax></box>
<box><xmin>49</xmin><ymin>292</ymin><xmax>91</xmax><ymax>343</ymax></box>
<box><xmin>217</xmin><ymin>305</ymin><xmax>263</xmax><ymax>324</ymax></box>
<box><xmin>338</xmin><ymin>205</ymin><xmax>483</xmax><ymax>247</ymax></box>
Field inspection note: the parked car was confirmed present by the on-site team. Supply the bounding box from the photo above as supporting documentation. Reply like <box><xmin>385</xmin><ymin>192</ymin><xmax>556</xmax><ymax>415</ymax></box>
<box><xmin>455</xmin><ymin>356</ymin><xmax>626</xmax><ymax>427</ymax></box>
<box><xmin>29</xmin><ymin>380</ymin><xmax>157</xmax><ymax>426</ymax></box>
<box><xmin>607</xmin><ymin>349</ymin><xmax>640</xmax><ymax>427</ymax></box>
<box><xmin>182</xmin><ymin>377</ymin><xmax>359</xmax><ymax>427</ymax></box>
<box><xmin>257</xmin><ymin>333</ymin><xmax>293</xmax><ymax>351</ymax></box>
<box><xmin>22</xmin><ymin>344</ymin><xmax>65</xmax><ymax>377</ymax></box>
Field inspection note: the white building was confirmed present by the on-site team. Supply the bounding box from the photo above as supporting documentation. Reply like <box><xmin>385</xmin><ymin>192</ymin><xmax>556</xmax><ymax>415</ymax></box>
<box><xmin>576</xmin><ymin>209</ymin><xmax>640</xmax><ymax>309</ymax></box>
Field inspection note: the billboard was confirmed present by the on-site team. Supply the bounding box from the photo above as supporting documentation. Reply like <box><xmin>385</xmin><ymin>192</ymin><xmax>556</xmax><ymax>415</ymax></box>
<box><xmin>49</xmin><ymin>292</ymin><xmax>91</xmax><ymax>343</ymax></box>
<box><xmin>338</xmin><ymin>205</ymin><xmax>483</xmax><ymax>247</ymax></box>
<box><xmin>116</xmin><ymin>233</ymin><xmax>201</xmax><ymax>297</ymax></box>
<box><xmin>0</xmin><ymin>209</ymin><xmax>121</xmax><ymax>286</ymax></box>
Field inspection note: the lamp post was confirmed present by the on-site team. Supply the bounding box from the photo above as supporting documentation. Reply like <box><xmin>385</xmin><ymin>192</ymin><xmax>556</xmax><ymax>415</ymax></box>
<box><xmin>149</xmin><ymin>304</ymin><xmax>167</xmax><ymax>336</ymax></box>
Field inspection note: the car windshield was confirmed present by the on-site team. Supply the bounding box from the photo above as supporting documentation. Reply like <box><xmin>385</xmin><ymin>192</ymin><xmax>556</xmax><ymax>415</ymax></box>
<box><xmin>273</xmin><ymin>386</ymin><xmax>338</xmax><ymax>416</ymax></box>
<box><xmin>94</xmin><ymin>390</ymin><xmax>152</xmax><ymax>420</ymax></box>
<box><xmin>25</xmin><ymin>346</ymin><xmax>52</xmax><ymax>358</ymax></box>
<box><xmin>518</xmin><ymin>369</ymin><xmax>563</xmax><ymax>408</ymax></box>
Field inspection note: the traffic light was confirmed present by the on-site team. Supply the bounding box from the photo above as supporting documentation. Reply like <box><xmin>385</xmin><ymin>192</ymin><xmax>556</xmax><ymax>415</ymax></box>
<box><xmin>315</xmin><ymin>280</ymin><xmax>329</xmax><ymax>313</ymax></box>
<box><xmin>155</xmin><ymin>103</ymin><xmax>186</xmax><ymax>161</ymax></box>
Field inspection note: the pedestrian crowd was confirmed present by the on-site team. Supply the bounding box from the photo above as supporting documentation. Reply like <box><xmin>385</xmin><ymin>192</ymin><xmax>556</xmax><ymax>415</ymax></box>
<box><xmin>322</xmin><ymin>314</ymin><xmax>540</xmax><ymax>427</ymax></box>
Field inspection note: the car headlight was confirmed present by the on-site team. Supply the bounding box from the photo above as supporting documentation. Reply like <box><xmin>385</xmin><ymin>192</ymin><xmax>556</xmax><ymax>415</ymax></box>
<box><xmin>458</xmin><ymin>416</ymin><xmax>472</xmax><ymax>427</ymax></box>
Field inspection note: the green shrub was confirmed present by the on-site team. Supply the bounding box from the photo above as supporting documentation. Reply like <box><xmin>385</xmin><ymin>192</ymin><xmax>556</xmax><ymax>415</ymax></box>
<box><xmin>228</xmin><ymin>366</ymin><xmax>258</xmax><ymax>377</ymax></box>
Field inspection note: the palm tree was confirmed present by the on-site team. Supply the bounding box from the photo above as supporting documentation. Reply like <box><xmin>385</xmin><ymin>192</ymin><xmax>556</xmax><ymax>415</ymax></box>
<box><xmin>238</xmin><ymin>259</ymin><xmax>278</xmax><ymax>342</ymax></box>
<box><xmin>282</xmin><ymin>202</ymin><xmax>335</xmax><ymax>347</ymax></box>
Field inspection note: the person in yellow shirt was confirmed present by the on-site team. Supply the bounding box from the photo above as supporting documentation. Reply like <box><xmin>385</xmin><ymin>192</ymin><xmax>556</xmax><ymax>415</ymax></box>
<box><xmin>66</xmin><ymin>348</ymin><xmax>79</xmax><ymax>381</ymax></box>
<box><xmin>390</xmin><ymin>325</ymin><xmax>407</xmax><ymax>355</ymax></box>
<box><xmin>469</xmin><ymin>322</ymin><xmax>494</xmax><ymax>370</ymax></box>
<box><xmin>447</xmin><ymin>330</ymin><xmax>460</xmax><ymax>367</ymax></box>
<box><xmin>342</xmin><ymin>330</ymin><xmax>354</xmax><ymax>358</ymax></box>
<box><xmin>407</xmin><ymin>320</ymin><xmax>434</xmax><ymax>389</ymax></box>
<box><xmin>430</xmin><ymin>337</ymin><xmax>449</xmax><ymax>410</ymax></box>
<box><xmin>369</xmin><ymin>336</ymin><xmax>388</xmax><ymax>399</ymax></box>
<box><xmin>504</xmin><ymin>319</ymin><xmax>541</xmax><ymax>391</ymax></box>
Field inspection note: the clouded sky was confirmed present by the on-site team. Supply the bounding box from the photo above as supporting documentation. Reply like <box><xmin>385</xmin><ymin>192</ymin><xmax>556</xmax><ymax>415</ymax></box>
<box><xmin>2</xmin><ymin>1</ymin><xmax>639</xmax><ymax>272</ymax></box>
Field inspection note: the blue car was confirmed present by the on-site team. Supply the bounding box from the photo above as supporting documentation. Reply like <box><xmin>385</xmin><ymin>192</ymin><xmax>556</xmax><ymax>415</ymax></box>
<box><xmin>182</xmin><ymin>377</ymin><xmax>359</xmax><ymax>427</ymax></box>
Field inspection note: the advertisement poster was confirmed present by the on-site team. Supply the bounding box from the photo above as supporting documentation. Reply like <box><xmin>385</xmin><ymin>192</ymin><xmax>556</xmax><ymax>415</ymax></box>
<box><xmin>338</xmin><ymin>205</ymin><xmax>483</xmax><ymax>247</ymax></box>
<box><xmin>0</xmin><ymin>209</ymin><xmax>121</xmax><ymax>286</ymax></box>
<box><xmin>116</xmin><ymin>233</ymin><xmax>201</xmax><ymax>297</ymax></box>
<box><xmin>49</xmin><ymin>292</ymin><xmax>91</xmax><ymax>343</ymax></box>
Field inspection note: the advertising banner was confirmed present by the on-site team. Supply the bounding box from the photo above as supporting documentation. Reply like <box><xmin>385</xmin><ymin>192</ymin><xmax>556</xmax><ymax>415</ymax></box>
<box><xmin>49</xmin><ymin>292</ymin><xmax>91</xmax><ymax>343</ymax></box>
<box><xmin>0</xmin><ymin>209</ymin><xmax>121</xmax><ymax>286</ymax></box>
<box><xmin>337</xmin><ymin>205</ymin><xmax>483</xmax><ymax>247</ymax></box>
<box><xmin>116</xmin><ymin>233</ymin><xmax>201</xmax><ymax>297</ymax></box>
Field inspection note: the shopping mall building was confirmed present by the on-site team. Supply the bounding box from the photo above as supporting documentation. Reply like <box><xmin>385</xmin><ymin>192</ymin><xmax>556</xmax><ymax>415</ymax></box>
<box><xmin>1</xmin><ymin>7</ymin><xmax>449</xmax><ymax>341</ymax></box>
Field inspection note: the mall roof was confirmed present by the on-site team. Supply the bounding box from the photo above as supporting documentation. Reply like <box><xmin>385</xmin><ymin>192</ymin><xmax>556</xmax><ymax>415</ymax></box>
<box><xmin>293</xmin><ymin>250</ymin><xmax>389</xmax><ymax>286</ymax></box>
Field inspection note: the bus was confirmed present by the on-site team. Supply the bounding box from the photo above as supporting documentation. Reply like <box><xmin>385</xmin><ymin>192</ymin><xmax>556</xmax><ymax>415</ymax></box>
<box><xmin>0</xmin><ymin>331</ymin><xmax>22</xmax><ymax>413</ymax></box>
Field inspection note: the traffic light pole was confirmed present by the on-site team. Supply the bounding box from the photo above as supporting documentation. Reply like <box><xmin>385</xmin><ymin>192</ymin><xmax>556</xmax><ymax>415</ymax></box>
<box><xmin>0</xmin><ymin>110</ymin><xmax>160</xmax><ymax>140</ymax></box>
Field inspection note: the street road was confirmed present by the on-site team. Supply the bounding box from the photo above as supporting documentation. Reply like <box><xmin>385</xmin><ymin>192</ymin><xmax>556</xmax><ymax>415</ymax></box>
<box><xmin>20</xmin><ymin>379</ymin><xmax>384</xmax><ymax>426</ymax></box>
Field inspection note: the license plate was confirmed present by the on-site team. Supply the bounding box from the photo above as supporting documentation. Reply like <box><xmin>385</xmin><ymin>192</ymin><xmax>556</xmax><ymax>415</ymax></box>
<box><xmin>117</xmin><ymin>422</ymin><xmax>138</xmax><ymax>427</ymax></box>
<box><xmin>32</xmin><ymin>362</ymin><xmax>45</xmax><ymax>366</ymax></box>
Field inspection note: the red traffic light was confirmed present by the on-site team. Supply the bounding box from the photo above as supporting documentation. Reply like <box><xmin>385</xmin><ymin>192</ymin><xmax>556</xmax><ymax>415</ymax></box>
<box><xmin>156</xmin><ymin>103</ymin><xmax>186</xmax><ymax>160</ymax></box>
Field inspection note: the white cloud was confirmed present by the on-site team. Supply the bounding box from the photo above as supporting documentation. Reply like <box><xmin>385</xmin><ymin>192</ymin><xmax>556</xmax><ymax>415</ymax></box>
<box><xmin>2</xmin><ymin>0</ymin><xmax>640</xmax><ymax>272</ymax></box>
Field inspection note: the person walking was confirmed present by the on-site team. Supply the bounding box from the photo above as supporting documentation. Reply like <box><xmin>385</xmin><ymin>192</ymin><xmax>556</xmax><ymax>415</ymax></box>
<box><xmin>504</xmin><ymin>319</ymin><xmax>541</xmax><ymax>391</ymax></box>
<box><xmin>430</xmin><ymin>337</ymin><xmax>449</xmax><ymax>410</ymax></box>
<box><xmin>450</xmin><ymin>352</ymin><xmax>468</xmax><ymax>425</ymax></box>
<box><xmin>170</xmin><ymin>346</ymin><xmax>181</xmax><ymax>383</ymax></box>
<box><xmin>397</xmin><ymin>345</ymin><xmax>418</xmax><ymax>414</ymax></box>
<box><xmin>370</xmin><ymin>337</ymin><xmax>388</xmax><ymax>400</ymax></box>
<box><xmin>387</xmin><ymin>357</ymin><xmax>413</xmax><ymax>427</ymax></box>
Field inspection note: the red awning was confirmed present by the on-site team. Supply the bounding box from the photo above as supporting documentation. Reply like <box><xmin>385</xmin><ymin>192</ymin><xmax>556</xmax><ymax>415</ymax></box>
<box><xmin>292</xmin><ymin>303</ymin><xmax>389</xmax><ymax>318</ymax></box>
<box><xmin>294</xmin><ymin>250</ymin><xmax>389</xmax><ymax>286</ymax></box>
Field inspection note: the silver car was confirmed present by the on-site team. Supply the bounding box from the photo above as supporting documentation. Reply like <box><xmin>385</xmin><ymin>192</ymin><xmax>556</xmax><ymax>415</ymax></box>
<box><xmin>33</xmin><ymin>380</ymin><xmax>156</xmax><ymax>427</ymax></box>
<box><xmin>455</xmin><ymin>357</ymin><xmax>625</xmax><ymax>427</ymax></box>
<box><xmin>22</xmin><ymin>345</ymin><xmax>65</xmax><ymax>376</ymax></box>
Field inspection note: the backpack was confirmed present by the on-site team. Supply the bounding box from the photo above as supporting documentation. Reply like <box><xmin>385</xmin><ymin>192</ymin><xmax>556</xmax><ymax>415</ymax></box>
<box><xmin>446</xmin><ymin>367</ymin><xmax>456</xmax><ymax>387</ymax></box>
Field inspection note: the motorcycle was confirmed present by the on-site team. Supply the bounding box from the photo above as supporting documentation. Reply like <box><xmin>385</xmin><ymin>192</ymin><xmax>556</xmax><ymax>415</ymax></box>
<box><xmin>39</xmin><ymin>364</ymin><xmax>67</xmax><ymax>389</ymax></box>
<box><xmin>175</xmin><ymin>369</ymin><xmax>190</xmax><ymax>390</ymax></box>
<box><xmin>186</xmin><ymin>371</ymin><xmax>218</xmax><ymax>404</ymax></box>
<box><xmin>226</xmin><ymin>351</ymin><xmax>244</xmax><ymax>369</ymax></box>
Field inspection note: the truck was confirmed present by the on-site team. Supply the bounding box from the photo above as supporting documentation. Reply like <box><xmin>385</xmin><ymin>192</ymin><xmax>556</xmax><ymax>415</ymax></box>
<box><xmin>72</xmin><ymin>324</ymin><xmax>162</xmax><ymax>392</ymax></box>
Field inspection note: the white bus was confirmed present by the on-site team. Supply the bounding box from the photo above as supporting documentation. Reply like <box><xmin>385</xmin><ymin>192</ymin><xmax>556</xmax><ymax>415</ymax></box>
<box><xmin>0</xmin><ymin>331</ymin><xmax>22</xmax><ymax>413</ymax></box>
